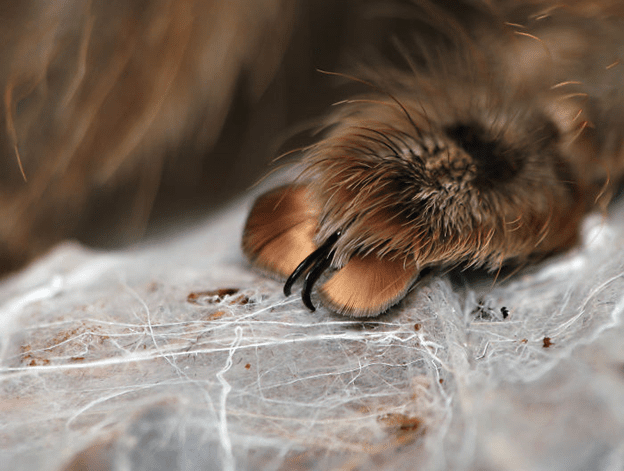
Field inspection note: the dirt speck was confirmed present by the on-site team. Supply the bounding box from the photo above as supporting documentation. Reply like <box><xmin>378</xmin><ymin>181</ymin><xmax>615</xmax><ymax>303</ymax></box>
<box><xmin>187</xmin><ymin>288</ymin><xmax>249</xmax><ymax>305</ymax></box>
<box><xmin>378</xmin><ymin>413</ymin><xmax>425</xmax><ymax>442</ymax></box>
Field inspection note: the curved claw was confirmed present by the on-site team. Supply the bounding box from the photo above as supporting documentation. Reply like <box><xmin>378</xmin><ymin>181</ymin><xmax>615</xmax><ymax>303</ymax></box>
<box><xmin>301</xmin><ymin>249</ymin><xmax>334</xmax><ymax>311</ymax></box>
<box><xmin>283</xmin><ymin>243</ymin><xmax>325</xmax><ymax>296</ymax></box>
<box><xmin>283</xmin><ymin>231</ymin><xmax>340</xmax><ymax>310</ymax></box>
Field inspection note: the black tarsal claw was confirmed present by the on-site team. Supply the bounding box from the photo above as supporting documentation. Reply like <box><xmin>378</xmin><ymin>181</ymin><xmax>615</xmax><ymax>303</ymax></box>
<box><xmin>283</xmin><ymin>231</ymin><xmax>340</xmax><ymax>311</ymax></box>
<box><xmin>301</xmin><ymin>251</ymin><xmax>333</xmax><ymax>311</ymax></box>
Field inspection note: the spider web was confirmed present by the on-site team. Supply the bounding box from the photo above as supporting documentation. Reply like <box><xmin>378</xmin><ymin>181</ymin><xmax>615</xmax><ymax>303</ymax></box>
<box><xmin>2</xmin><ymin>174</ymin><xmax>624</xmax><ymax>471</ymax></box>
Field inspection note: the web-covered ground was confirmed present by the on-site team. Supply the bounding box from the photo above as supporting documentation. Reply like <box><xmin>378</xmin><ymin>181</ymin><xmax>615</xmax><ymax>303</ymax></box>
<box><xmin>2</xmin><ymin>174</ymin><xmax>624</xmax><ymax>471</ymax></box>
